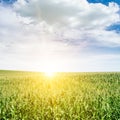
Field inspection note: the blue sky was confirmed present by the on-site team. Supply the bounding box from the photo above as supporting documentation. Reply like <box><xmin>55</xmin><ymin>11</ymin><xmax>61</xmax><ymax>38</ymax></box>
<box><xmin>0</xmin><ymin>0</ymin><xmax>120</xmax><ymax>72</ymax></box>
<box><xmin>88</xmin><ymin>0</ymin><xmax>120</xmax><ymax>5</ymax></box>
<box><xmin>1</xmin><ymin>0</ymin><xmax>120</xmax><ymax>5</ymax></box>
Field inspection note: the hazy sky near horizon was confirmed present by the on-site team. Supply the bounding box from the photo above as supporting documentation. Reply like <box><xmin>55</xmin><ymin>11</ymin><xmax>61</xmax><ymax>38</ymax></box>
<box><xmin>0</xmin><ymin>0</ymin><xmax>120</xmax><ymax>72</ymax></box>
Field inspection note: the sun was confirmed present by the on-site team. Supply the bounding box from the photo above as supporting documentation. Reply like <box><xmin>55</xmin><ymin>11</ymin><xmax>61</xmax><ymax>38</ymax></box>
<box><xmin>44</xmin><ymin>72</ymin><xmax>55</xmax><ymax>77</ymax></box>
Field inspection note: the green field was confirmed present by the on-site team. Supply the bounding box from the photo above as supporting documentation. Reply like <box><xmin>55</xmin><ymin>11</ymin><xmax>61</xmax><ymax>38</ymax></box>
<box><xmin>0</xmin><ymin>70</ymin><xmax>120</xmax><ymax>120</ymax></box>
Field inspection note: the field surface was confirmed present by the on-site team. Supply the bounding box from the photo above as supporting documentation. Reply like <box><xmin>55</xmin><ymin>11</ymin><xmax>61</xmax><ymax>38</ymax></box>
<box><xmin>0</xmin><ymin>70</ymin><xmax>120</xmax><ymax>120</ymax></box>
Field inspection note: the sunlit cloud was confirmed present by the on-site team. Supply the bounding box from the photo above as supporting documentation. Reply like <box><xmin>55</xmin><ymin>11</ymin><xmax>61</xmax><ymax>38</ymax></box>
<box><xmin>0</xmin><ymin>0</ymin><xmax>120</xmax><ymax>71</ymax></box>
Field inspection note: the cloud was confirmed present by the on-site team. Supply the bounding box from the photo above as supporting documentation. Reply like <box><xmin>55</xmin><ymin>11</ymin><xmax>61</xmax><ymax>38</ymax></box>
<box><xmin>13</xmin><ymin>0</ymin><xmax>120</xmax><ymax>45</ymax></box>
<box><xmin>14</xmin><ymin>0</ymin><xmax>119</xmax><ymax>29</ymax></box>
<box><xmin>0</xmin><ymin>5</ymin><xmax>75</xmax><ymax>64</ymax></box>
<box><xmin>0</xmin><ymin>0</ymin><xmax>120</xmax><ymax>71</ymax></box>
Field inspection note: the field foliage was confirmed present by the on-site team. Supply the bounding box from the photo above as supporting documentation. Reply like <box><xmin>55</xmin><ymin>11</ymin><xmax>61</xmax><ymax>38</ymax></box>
<box><xmin>0</xmin><ymin>70</ymin><xmax>120</xmax><ymax>120</ymax></box>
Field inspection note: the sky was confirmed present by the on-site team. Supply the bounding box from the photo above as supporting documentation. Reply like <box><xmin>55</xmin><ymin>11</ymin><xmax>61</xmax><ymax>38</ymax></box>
<box><xmin>0</xmin><ymin>0</ymin><xmax>120</xmax><ymax>72</ymax></box>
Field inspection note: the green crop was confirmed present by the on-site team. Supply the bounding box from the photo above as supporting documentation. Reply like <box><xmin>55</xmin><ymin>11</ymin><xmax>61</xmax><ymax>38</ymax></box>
<box><xmin>0</xmin><ymin>70</ymin><xmax>120</xmax><ymax>120</ymax></box>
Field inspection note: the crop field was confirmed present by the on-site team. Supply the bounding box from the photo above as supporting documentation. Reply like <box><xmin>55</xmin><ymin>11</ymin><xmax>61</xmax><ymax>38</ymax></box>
<box><xmin>0</xmin><ymin>70</ymin><xmax>120</xmax><ymax>120</ymax></box>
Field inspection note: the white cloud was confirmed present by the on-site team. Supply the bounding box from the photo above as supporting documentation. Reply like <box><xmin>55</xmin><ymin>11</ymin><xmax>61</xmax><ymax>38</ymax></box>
<box><xmin>0</xmin><ymin>0</ymin><xmax>120</xmax><ymax>71</ymax></box>
<box><xmin>13</xmin><ymin>0</ymin><xmax>120</xmax><ymax>45</ymax></box>
<box><xmin>14</xmin><ymin>0</ymin><xmax>119</xmax><ymax>29</ymax></box>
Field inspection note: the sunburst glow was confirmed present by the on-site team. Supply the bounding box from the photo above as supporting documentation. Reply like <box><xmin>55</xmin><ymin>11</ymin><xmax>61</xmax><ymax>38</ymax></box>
<box><xmin>44</xmin><ymin>72</ymin><xmax>55</xmax><ymax>77</ymax></box>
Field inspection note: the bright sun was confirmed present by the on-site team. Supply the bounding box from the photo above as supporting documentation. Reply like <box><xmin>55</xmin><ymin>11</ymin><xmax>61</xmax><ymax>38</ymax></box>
<box><xmin>44</xmin><ymin>72</ymin><xmax>55</xmax><ymax>77</ymax></box>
